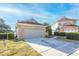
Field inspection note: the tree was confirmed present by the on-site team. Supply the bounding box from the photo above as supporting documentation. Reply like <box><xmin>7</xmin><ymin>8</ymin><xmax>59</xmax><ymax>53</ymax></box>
<box><xmin>0</xmin><ymin>18</ymin><xmax>12</xmax><ymax>32</ymax></box>
<box><xmin>0</xmin><ymin>18</ymin><xmax>12</xmax><ymax>48</ymax></box>
<box><xmin>43</xmin><ymin>22</ymin><xmax>52</xmax><ymax>38</ymax></box>
<box><xmin>43</xmin><ymin>22</ymin><xmax>49</xmax><ymax>26</ymax></box>
<box><xmin>45</xmin><ymin>26</ymin><xmax>52</xmax><ymax>37</ymax></box>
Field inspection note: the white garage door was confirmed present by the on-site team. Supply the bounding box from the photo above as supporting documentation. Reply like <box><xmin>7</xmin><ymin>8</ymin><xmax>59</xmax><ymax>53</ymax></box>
<box><xmin>23</xmin><ymin>29</ymin><xmax>43</xmax><ymax>39</ymax></box>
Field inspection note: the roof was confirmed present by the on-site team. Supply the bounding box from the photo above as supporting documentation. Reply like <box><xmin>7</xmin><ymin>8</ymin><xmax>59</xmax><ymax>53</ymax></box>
<box><xmin>17</xmin><ymin>18</ymin><xmax>43</xmax><ymax>25</ymax></box>
<box><xmin>58</xmin><ymin>17</ymin><xmax>77</xmax><ymax>22</ymax></box>
<box><xmin>64</xmin><ymin>24</ymin><xmax>79</xmax><ymax>27</ymax></box>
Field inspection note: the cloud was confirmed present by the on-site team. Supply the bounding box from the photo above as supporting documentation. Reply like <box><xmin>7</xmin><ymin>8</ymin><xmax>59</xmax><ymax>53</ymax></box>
<box><xmin>0</xmin><ymin>7</ymin><xmax>24</xmax><ymax>15</ymax></box>
<box><xmin>69</xmin><ymin>3</ymin><xmax>79</xmax><ymax>8</ymax></box>
<box><xmin>56</xmin><ymin>3</ymin><xmax>79</xmax><ymax>19</ymax></box>
<box><xmin>0</xmin><ymin>4</ymin><xmax>61</xmax><ymax>26</ymax></box>
<box><xmin>0</xmin><ymin>5</ymin><xmax>58</xmax><ymax>21</ymax></box>
<box><xmin>1</xmin><ymin>3</ymin><xmax>76</xmax><ymax>30</ymax></box>
<box><xmin>26</xmin><ymin>4</ymin><xmax>59</xmax><ymax>21</ymax></box>
<box><xmin>63</xmin><ymin>8</ymin><xmax>79</xmax><ymax>19</ymax></box>
<box><xmin>0</xmin><ymin>7</ymin><xmax>43</xmax><ymax>17</ymax></box>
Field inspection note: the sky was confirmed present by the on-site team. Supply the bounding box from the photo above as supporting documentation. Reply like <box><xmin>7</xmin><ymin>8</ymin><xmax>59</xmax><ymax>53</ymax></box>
<box><xmin>0</xmin><ymin>3</ymin><xmax>79</xmax><ymax>30</ymax></box>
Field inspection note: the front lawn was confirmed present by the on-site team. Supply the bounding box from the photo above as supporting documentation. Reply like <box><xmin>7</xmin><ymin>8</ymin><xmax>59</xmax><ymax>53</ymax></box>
<box><xmin>0</xmin><ymin>40</ymin><xmax>41</xmax><ymax>56</ymax></box>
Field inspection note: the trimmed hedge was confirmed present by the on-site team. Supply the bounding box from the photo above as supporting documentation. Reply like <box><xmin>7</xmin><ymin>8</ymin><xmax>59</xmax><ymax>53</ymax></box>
<box><xmin>0</xmin><ymin>33</ymin><xmax>14</xmax><ymax>39</ymax></box>
<box><xmin>66</xmin><ymin>32</ymin><xmax>79</xmax><ymax>40</ymax></box>
<box><xmin>54</xmin><ymin>32</ymin><xmax>79</xmax><ymax>40</ymax></box>
<box><xmin>54</xmin><ymin>32</ymin><xmax>65</xmax><ymax>36</ymax></box>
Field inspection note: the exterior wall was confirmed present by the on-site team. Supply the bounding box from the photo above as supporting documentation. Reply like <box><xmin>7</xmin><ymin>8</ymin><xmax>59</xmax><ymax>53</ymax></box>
<box><xmin>51</xmin><ymin>18</ymin><xmax>78</xmax><ymax>33</ymax></box>
<box><xmin>59</xmin><ymin>26</ymin><xmax>79</xmax><ymax>32</ymax></box>
<box><xmin>16</xmin><ymin>23</ymin><xmax>46</xmax><ymax>39</ymax></box>
<box><xmin>58</xmin><ymin>20</ymin><xmax>75</xmax><ymax>26</ymax></box>
<box><xmin>51</xmin><ymin>22</ymin><xmax>59</xmax><ymax>33</ymax></box>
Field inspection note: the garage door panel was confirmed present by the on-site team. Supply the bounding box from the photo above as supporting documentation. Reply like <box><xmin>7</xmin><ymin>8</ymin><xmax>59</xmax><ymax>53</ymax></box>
<box><xmin>23</xmin><ymin>29</ymin><xmax>43</xmax><ymax>39</ymax></box>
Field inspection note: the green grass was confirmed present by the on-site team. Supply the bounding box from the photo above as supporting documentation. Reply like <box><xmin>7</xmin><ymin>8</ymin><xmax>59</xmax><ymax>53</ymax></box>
<box><xmin>0</xmin><ymin>40</ymin><xmax>41</xmax><ymax>56</ymax></box>
<box><xmin>62</xmin><ymin>39</ymin><xmax>79</xmax><ymax>42</ymax></box>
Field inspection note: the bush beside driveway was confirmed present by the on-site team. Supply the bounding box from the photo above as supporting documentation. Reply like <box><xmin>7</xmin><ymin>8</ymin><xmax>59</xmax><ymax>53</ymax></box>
<box><xmin>54</xmin><ymin>32</ymin><xmax>79</xmax><ymax>41</ymax></box>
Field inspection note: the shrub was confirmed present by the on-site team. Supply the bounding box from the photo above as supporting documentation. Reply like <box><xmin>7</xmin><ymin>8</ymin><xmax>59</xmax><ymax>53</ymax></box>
<box><xmin>54</xmin><ymin>32</ymin><xmax>59</xmax><ymax>36</ymax></box>
<box><xmin>45</xmin><ymin>26</ymin><xmax>52</xmax><ymax>38</ymax></box>
<box><xmin>0</xmin><ymin>33</ymin><xmax>14</xmax><ymax>40</ymax></box>
<box><xmin>54</xmin><ymin>32</ymin><xmax>65</xmax><ymax>36</ymax></box>
<box><xmin>54</xmin><ymin>32</ymin><xmax>79</xmax><ymax>40</ymax></box>
<box><xmin>8</xmin><ymin>33</ymin><xmax>14</xmax><ymax>39</ymax></box>
<box><xmin>59</xmin><ymin>32</ymin><xmax>65</xmax><ymax>36</ymax></box>
<box><xmin>66</xmin><ymin>32</ymin><xmax>79</xmax><ymax>40</ymax></box>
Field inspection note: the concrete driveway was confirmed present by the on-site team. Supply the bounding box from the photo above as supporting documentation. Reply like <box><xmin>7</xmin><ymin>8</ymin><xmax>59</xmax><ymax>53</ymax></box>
<box><xmin>26</xmin><ymin>37</ymin><xmax>79</xmax><ymax>56</ymax></box>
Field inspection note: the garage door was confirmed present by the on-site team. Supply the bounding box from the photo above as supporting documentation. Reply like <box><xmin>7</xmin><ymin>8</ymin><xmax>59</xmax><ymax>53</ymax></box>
<box><xmin>23</xmin><ymin>29</ymin><xmax>43</xmax><ymax>39</ymax></box>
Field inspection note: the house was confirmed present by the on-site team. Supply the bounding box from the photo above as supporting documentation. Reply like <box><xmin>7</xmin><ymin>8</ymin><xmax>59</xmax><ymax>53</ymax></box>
<box><xmin>51</xmin><ymin>17</ymin><xmax>79</xmax><ymax>33</ymax></box>
<box><xmin>16</xmin><ymin>18</ymin><xmax>46</xmax><ymax>39</ymax></box>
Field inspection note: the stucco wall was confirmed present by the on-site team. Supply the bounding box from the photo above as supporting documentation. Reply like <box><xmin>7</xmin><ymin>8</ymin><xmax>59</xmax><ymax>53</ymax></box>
<box><xmin>16</xmin><ymin>23</ymin><xmax>46</xmax><ymax>39</ymax></box>
<box><xmin>51</xmin><ymin>18</ymin><xmax>77</xmax><ymax>33</ymax></box>
<box><xmin>59</xmin><ymin>25</ymin><xmax>79</xmax><ymax>32</ymax></box>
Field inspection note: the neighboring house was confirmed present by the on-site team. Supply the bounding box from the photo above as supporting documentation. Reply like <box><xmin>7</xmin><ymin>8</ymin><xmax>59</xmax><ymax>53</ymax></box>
<box><xmin>16</xmin><ymin>18</ymin><xmax>46</xmax><ymax>39</ymax></box>
<box><xmin>51</xmin><ymin>17</ymin><xmax>79</xmax><ymax>33</ymax></box>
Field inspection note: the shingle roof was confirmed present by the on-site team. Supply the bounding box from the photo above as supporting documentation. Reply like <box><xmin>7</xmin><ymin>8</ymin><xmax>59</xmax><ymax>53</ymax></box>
<box><xmin>65</xmin><ymin>24</ymin><xmax>79</xmax><ymax>27</ymax></box>
<box><xmin>58</xmin><ymin>17</ymin><xmax>77</xmax><ymax>22</ymax></box>
<box><xmin>18</xmin><ymin>18</ymin><xmax>43</xmax><ymax>25</ymax></box>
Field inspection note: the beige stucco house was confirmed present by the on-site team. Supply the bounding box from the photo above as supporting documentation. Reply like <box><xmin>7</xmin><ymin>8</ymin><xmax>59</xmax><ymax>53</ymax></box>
<box><xmin>51</xmin><ymin>17</ymin><xmax>79</xmax><ymax>33</ymax></box>
<box><xmin>16</xmin><ymin>18</ymin><xmax>46</xmax><ymax>39</ymax></box>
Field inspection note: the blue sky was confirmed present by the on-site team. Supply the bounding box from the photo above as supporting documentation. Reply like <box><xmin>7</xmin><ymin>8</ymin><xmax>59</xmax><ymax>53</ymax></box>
<box><xmin>0</xmin><ymin>3</ymin><xmax>79</xmax><ymax>30</ymax></box>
